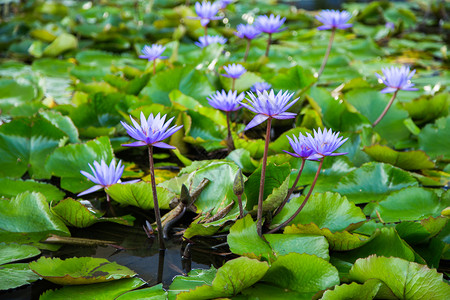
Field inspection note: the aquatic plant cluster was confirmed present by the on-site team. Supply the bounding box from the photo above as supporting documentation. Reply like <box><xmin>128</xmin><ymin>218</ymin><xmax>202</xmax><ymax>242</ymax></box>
<box><xmin>0</xmin><ymin>0</ymin><xmax>449</xmax><ymax>299</ymax></box>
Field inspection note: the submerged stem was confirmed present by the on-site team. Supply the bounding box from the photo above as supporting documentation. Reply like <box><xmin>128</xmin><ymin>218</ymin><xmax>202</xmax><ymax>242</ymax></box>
<box><xmin>264</xmin><ymin>33</ymin><xmax>272</xmax><ymax>57</ymax></box>
<box><xmin>317</xmin><ymin>28</ymin><xmax>336</xmax><ymax>80</ymax></box>
<box><xmin>148</xmin><ymin>145</ymin><xmax>165</xmax><ymax>250</ymax></box>
<box><xmin>268</xmin><ymin>158</ymin><xmax>324</xmax><ymax>234</ymax></box>
<box><xmin>273</xmin><ymin>158</ymin><xmax>306</xmax><ymax>217</ymax></box>
<box><xmin>372</xmin><ymin>90</ymin><xmax>399</xmax><ymax>127</ymax></box>
<box><xmin>257</xmin><ymin>118</ymin><xmax>272</xmax><ymax>236</ymax></box>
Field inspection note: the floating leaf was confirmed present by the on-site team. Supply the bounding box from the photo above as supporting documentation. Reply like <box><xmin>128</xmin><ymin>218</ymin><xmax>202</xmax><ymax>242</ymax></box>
<box><xmin>45</xmin><ymin>136</ymin><xmax>114</xmax><ymax>193</ymax></box>
<box><xmin>106</xmin><ymin>182</ymin><xmax>175</xmax><ymax>210</ymax></box>
<box><xmin>169</xmin><ymin>268</ymin><xmax>217</xmax><ymax>300</ymax></box>
<box><xmin>402</xmin><ymin>93</ymin><xmax>449</xmax><ymax>125</ymax></box>
<box><xmin>271</xmin><ymin>192</ymin><xmax>366</xmax><ymax>232</ymax></box>
<box><xmin>43</xmin><ymin>33</ymin><xmax>78</xmax><ymax>57</ymax></box>
<box><xmin>265</xmin><ymin>234</ymin><xmax>330</xmax><ymax>261</ymax></box>
<box><xmin>228</xmin><ymin>215</ymin><xmax>274</xmax><ymax>261</ymax></box>
<box><xmin>262</xmin><ymin>253</ymin><xmax>340</xmax><ymax>294</ymax></box>
<box><xmin>40</xmin><ymin>277</ymin><xmax>145</xmax><ymax>300</ymax></box>
<box><xmin>116</xmin><ymin>283</ymin><xmax>167</xmax><ymax>300</ymax></box>
<box><xmin>51</xmin><ymin>198</ymin><xmax>134</xmax><ymax>228</ymax></box>
<box><xmin>369</xmin><ymin>187</ymin><xmax>448</xmax><ymax>222</ymax></box>
<box><xmin>0</xmin><ymin>191</ymin><xmax>70</xmax><ymax>236</ymax></box>
<box><xmin>321</xmin><ymin>280</ymin><xmax>382</xmax><ymax>300</ymax></box>
<box><xmin>349</xmin><ymin>255</ymin><xmax>450</xmax><ymax>299</ymax></box>
<box><xmin>0</xmin><ymin>243</ymin><xmax>40</xmax><ymax>265</ymax></box>
<box><xmin>363</xmin><ymin>145</ymin><xmax>435</xmax><ymax>170</ymax></box>
<box><xmin>0</xmin><ymin>263</ymin><xmax>41</xmax><ymax>291</ymax></box>
<box><xmin>0</xmin><ymin>178</ymin><xmax>65</xmax><ymax>202</ymax></box>
<box><xmin>29</xmin><ymin>257</ymin><xmax>136</xmax><ymax>285</ymax></box>
<box><xmin>285</xmin><ymin>223</ymin><xmax>372</xmax><ymax>251</ymax></box>
<box><xmin>176</xmin><ymin>257</ymin><xmax>269</xmax><ymax>300</ymax></box>
<box><xmin>333</xmin><ymin>162</ymin><xmax>418</xmax><ymax>204</ymax></box>
<box><xmin>0</xmin><ymin>77</ymin><xmax>38</xmax><ymax>112</ymax></box>
<box><xmin>0</xmin><ymin>116</ymin><xmax>67</xmax><ymax>179</ymax></box>
<box><xmin>418</xmin><ymin>116</ymin><xmax>450</xmax><ymax>160</ymax></box>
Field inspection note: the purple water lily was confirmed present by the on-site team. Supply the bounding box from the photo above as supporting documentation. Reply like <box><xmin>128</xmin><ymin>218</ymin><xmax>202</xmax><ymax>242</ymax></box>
<box><xmin>78</xmin><ymin>159</ymin><xmax>138</xmax><ymax>197</ymax></box>
<box><xmin>251</xmin><ymin>82</ymin><xmax>271</xmax><ymax>93</ymax></box>
<box><xmin>207</xmin><ymin>90</ymin><xmax>244</xmax><ymax>112</ymax></box>
<box><xmin>315</xmin><ymin>9</ymin><xmax>353</xmax><ymax>30</ymax></box>
<box><xmin>284</xmin><ymin>133</ymin><xmax>316</xmax><ymax>159</ymax></box>
<box><xmin>254</xmin><ymin>14</ymin><xmax>286</xmax><ymax>57</ymax></box>
<box><xmin>234</xmin><ymin>24</ymin><xmax>261</xmax><ymax>40</ymax></box>
<box><xmin>375</xmin><ymin>66</ymin><xmax>418</xmax><ymax>94</ymax></box>
<box><xmin>241</xmin><ymin>89</ymin><xmax>298</xmax><ymax>130</ymax></box>
<box><xmin>139</xmin><ymin>44</ymin><xmax>168</xmax><ymax>61</ymax></box>
<box><xmin>304</xmin><ymin>128</ymin><xmax>348</xmax><ymax>160</ymax></box>
<box><xmin>191</xmin><ymin>1</ymin><xmax>222</xmax><ymax>27</ymax></box>
<box><xmin>222</xmin><ymin>63</ymin><xmax>246</xmax><ymax>79</ymax></box>
<box><xmin>121</xmin><ymin>112</ymin><xmax>183</xmax><ymax>149</ymax></box>
<box><xmin>195</xmin><ymin>35</ymin><xmax>227</xmax><ymax>48</ymax></box>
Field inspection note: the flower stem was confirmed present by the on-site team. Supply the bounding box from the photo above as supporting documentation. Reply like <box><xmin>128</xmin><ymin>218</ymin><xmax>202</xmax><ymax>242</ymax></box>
<box><xmin>244</xmin><ymin>39</ymin><xmax>251</xmax><ymax>62</ymax></box>
<box><xmin>264</xmin><ymin>33</ymin><xmax>272</xmax><ymax>57</ymax></box>
<box><xmin>232</xmin><ymin>78</ymin><xmax>236</xmax><ymax>92</ymax></box>
<box><xmin>268</xmin><ymin>158</ymin><xmax>324</xmax><ymax>234</ymax></box>
<box><xmin>237</xmin><ymin>194</ymin><xmax>244</xmax><ymax>219</ymax></box>
<box><xmin>148</xmin><ymin>145</ymin><xmax>165</xmax><ymax>250</ymax></box>
<box><xmin>317</xmin><ymin>28</ymin><xmax>336</xmax><ymax>80</ymax></box>
<box><xmin>157</xmin><ymin>249</ymin><xmax>165</xmax><ymax>283</ymax></box>
<box><xmin>372</xmin><ymin>90</ymin><xmax>399</xmax><ymax>127</ymax></box>
<box><xmin>273</xmin><ymin>158</ymin><xmax>305</xmax><ymax>217</ymax></box>
<box><xmin>152</xmin><ymin>59</ymin><xmax>156</xmax><ymax>75</ymax></box>
<box><xmin>226</xmin><ymin>111</ymin><xmax>235</xmax><ymax>152</ymax></box>
<box><xmin>204</xmin><ymin>25</ymin><xmax>208</xmax><ymax>37</ymax></box>
<box><xmin>257</xmin><ymin>118</ymin><xmax>272</xmax><ymax>236</ymax></box>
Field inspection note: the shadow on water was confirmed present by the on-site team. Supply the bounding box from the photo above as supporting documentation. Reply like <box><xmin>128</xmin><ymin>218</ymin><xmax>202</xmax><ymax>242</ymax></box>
<box><xmin>1</xmin><ymin>222</ymin><xmax>231</xmax><ymax>300</ymax></box>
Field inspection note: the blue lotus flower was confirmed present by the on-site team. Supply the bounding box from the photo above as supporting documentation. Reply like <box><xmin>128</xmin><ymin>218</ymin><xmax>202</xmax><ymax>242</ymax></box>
<box><xmin>218</xmin><ymin>0</ymin><xmax>234</xmax><ymax>9</ymax></box>
<box><xmin>121</xmin><ymin>112</ymin><xmax>183</xmax><ymax>148</ymax></box>
<box><xmin>78</xmin><ymin>159</ymin><xmax>138</xmax><ymax>196</ymax></box>
<box><xmin>315</xmin><ymin>10</ymin><xmax>353</xmax><ymax>30</ymax></box>
<box><xmin>254</xmin><ymin>14</ymin><xmax>286</xmax><ymax>34</ymax></box>
<box><xmin>375</xmin><ymin>66</ymin><xmax>418</xmax><ymax>94</ymax></box>
<box><xmin>207</xmin><ymin>90</ymin><xmax>244</xmax><ymax>112</ymax></box>
<box><xmin>251</xmin><ymin>82</ymin><xmax>271</xmax><ymax>93</ymax></box>
<box><xmin>191</xmin><ymin>1</ymin><xmax>222</xmax><ymax>27</ymax></box>
<box><xmin>283</xmin><ymin>133</ymin><xmax>316</xmax><ymax>159</ymax></box>
<box><xmin>195</xmin><ymin>35</ymin><xmax>227</xmax><ymax>48</ymax></box>
<box><xmin>234</xmin><ymin>24</ymin><xmax>261</xmax><ymax>40</ymax></box>
<box><xmin>139</xmin><ymin>44</ymin><xmax>168</xmax><ymax>61</ymax></box>
<box><xmin>222</xmin><ymin>63</ymin><xmax>246</xmax><ymax>79</ymax></box>
<box><xmin>304</xmin><ymin>128</ymin><xmax>348</xmax><ymax>160</ymax></box>
<box><xmin>240</xmin><ymin>89</ymin><xmax>298</xmax><ymax>130</ymax></box>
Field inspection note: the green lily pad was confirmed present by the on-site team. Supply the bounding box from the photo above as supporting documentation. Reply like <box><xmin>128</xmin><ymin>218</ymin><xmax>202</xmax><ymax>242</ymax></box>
<box><xmin>43</xmin><ymin>33</ymin><xmax>78</xmax><ymax>57</ymax></box>
<box><xmin>418</xmin><ymin>116</ymin><xmax>450</xmax><ymax>161</ymax></box>
<box><xmin>321</xmin><ymin>280</ymin><xmax>382</xmax><ymax>300</ymax></box>
<box><xmin>39</xmin><ymin>110</ymin><xmax>80</xmax><ymax>144</ymax></box>
<box><xmin>176</xmin><ymin>257</ymin><xmax>269</xmax><ymax>300</ymax></box>
<box><xmin>265</xmin><ymin>234</ymin><xmax>330</xmax><ymax>261</ymax></box>
<box><xmin>363</xmin><ymin>145</ymin><xmax>435</xmax><ymax>170</ymax></box>
<box><xmin>0</xmin><ymin>263</ymin><xmax>41</xmax><ymax>291</ymax></box>
<box><xmin>0</xmin><ymin>77</ymin><xmax>38</xmax><ymax>112</ymax></box>
<box><xmin>116</xmin><ymin>283</ymin><xmax>167</xmax><ymax>300</ymax></box>
<box><xmin>345</xmin><ymin>88</ymin><xmax>410</xmax><ymax>144</ymax></box>
<box><xmin>228</xmin><ymin>215</ymin><xmax>274</xmax><ymax>261</ymax></box>
<box><xmin>271</xmin><ymin>192</ymin><xmax>366</xmax><ymax>232</ymax></box>
<box><xmin>0</xmin><ymin>243</ymin><xmax>40</xmax><ymax>265</ymax></box>
<box><xmin>271</xmin><ymin>65</ymin><xmax>315</xmax><ymax>91</ymax></box>
<box><xmin>29</xmin><ymin>257</ymin><xmax>136</xmax><ymax>285</ymax></box>
<box><xmin>262</xmin><ymin>253</ymin><xmax>340</xmax><ymax>294</ymax></box>
<box><xmin>106</xmin><ymin>182</ymin><xmax>175</xmax><ymax>210</ymax></box>
<box><xmin>51</xmin><ymin>198</ymin><xmax>135</xmax><ymax>228</ymax></box>
<box><xmin>0</xmin><ymin>116</ymin><xmax>67</xmax><ymax>179</ymax></box>
<box><xmin>244</xmin><ymin>162</ymin><xmax>290</xmax><ymax>211</ymax></box>
<box><xmin>0</xmin><ymin>178</ymin><xmax>65</xmax><ymax>202</ymax></box>
<box><xmin>333</xmin><ymin>227</ymin><xmax>418</xmax><ymax>264</ymax></box>
<box><xmin>169</xmin><ymin>268</ymin><xmax>217</xmax><ymax>300</ymax></box>
<box><xmin>40</xmin><ymin>277</ymin><xmax>145</xmax><ymax>300</ymax></box>
<box><xmin>349</xmin><ymin>255</ymin><xmax>450</xmax><ymax>299</ymax></box>
<box><xmin>285</xmin><ymin>223</ymin><xmax>373</xmax><ymax>251</ymax></box>
<box><xmin>402</xmin><ymin>92</ymin><xmax>449</xmax><ymax>125</ymax></box>
<box><xmin>369</xmin><ymin>187</ymin><xmax>448</xmax><ymax>222</ymax></box>
<box><xmin>0</xmin><ymin>191</ymin><xmax>70</xmax><ymax>236</ymax></box>
<box><xmin>239</xmin><ymin>282</ymin><xmax>310</xmax><ymax>300</ymax></box>
<box><xmin>45</xmin><ymin>136</ymin><xmax>114</xmax><ymax>193</ymax></box>
<box><xmin>333</xmin><ymin>162</ymin><xmax>418</xmax><ymax>204</ymax></box>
